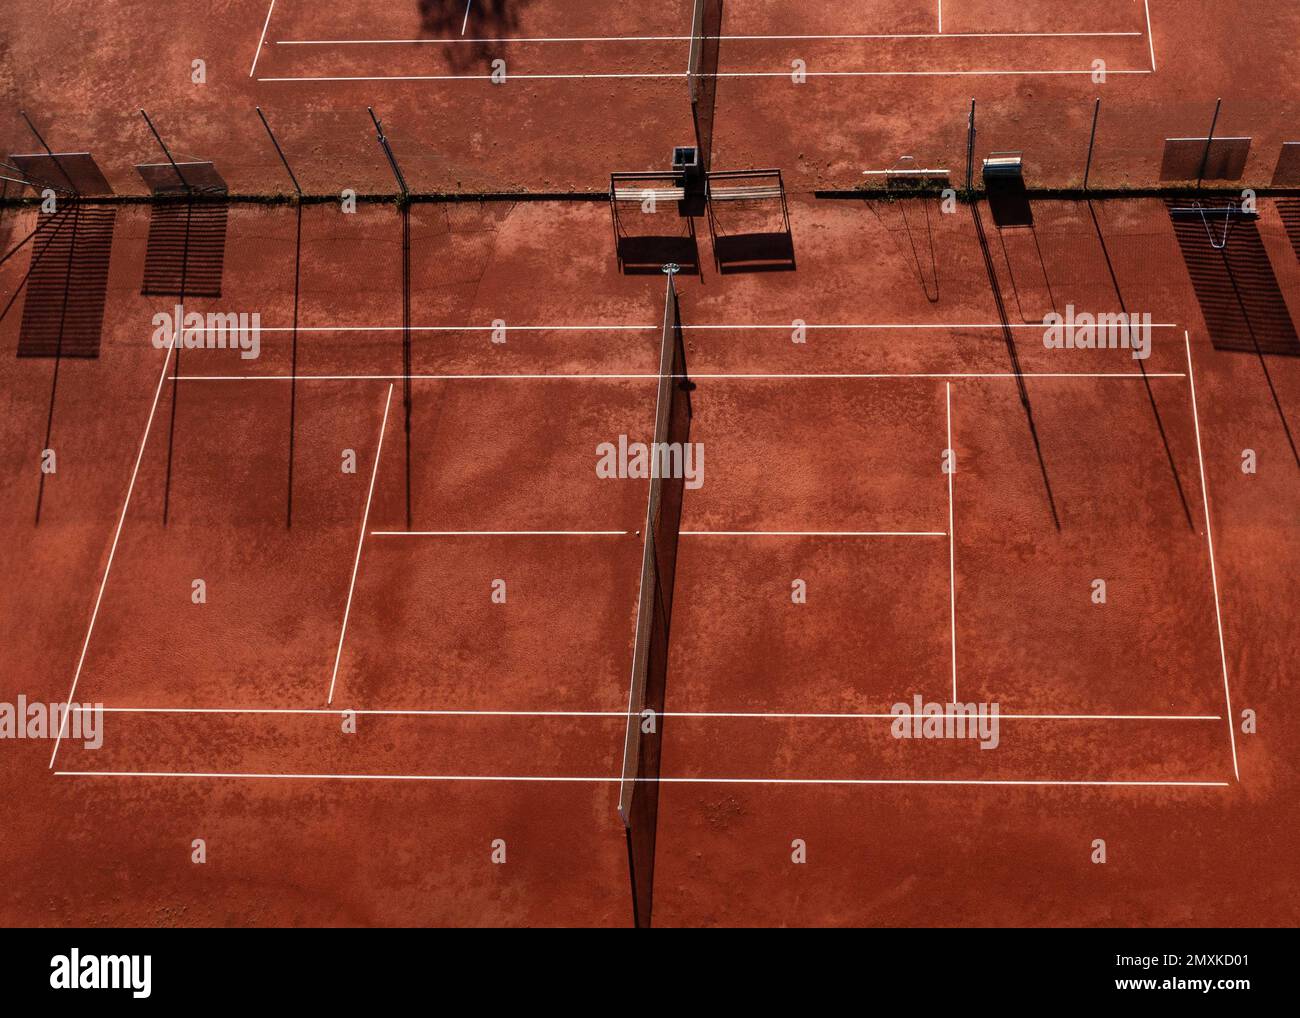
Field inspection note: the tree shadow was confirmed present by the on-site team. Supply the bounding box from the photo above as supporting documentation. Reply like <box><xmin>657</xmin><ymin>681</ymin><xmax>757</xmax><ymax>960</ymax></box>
<box><xmin>416</xmin><ymin>0</ymin><xmax>537</xmax><ymax>73</ymax></box>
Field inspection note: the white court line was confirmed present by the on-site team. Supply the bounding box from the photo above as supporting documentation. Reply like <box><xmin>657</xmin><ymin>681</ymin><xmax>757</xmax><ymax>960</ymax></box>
<box><xmin>326</xmin><ymin>384</ymin><xmax>394</xmax><ymax>705</ymax></box>
<box><xmin>196</xmin><ymin>323</ymin><xmax>1183</xmax><ymax>333</ymax></box>
<box><xmin>938</xmin><ymin>0</ymin><xmax>943</xmax><ymax>33</ymax></box>
<box><xmin>175</xmin><ymin>372</ymin><xmax>1189</xmax><ymax>382</ymax></box>
<box><xmin>1183</xmin><ymin>331</ymin><xmax>1239</xmax><ymax>781</ymax></box>
<box><xmin>260</xmin><ymin>69</ymin><xmax>1156</xmax><ymax>82</ymax></box>
<box><xmin>277</xmin><ymin>31</ymin><xmax>1142</xmax><ymax>45</ymax></box>
<box><xmin>73</xmin><ymin>706</ymin><xmax>1223</xmax><ymax>721</ymax></box>
<box><xmin>679</xmin><ymin>323</ymin><xmax>1185</xmax><ymax>331</ymax></box>
<box><xmin>372</xmin><ymin>529</ymin><xmax>629</xmax><ymax>537</ymax></box>
<box><xmin>681</xmin><ymin>530</ymin><xmax>946</xmax><ymax>537</ymax></box>
<box><xmin>249</xmin><ymin>0</ymin><xmax>278</xmax><ymax>78</ymax></box>
<box><xmin>1144</xmin><ymin>0</ymin><xmax>1157</xmax><ymax>71</ymax></box>
<box><xmin>53</xmin><ymin>771</ymin><xmax>1230</xmax><ymax>788</ymax></box>
<box><xmin>946</xmin><ymin>382</ymin><xmax>958</xmax><ymax>703</ymax></box>
<box><xmin>48</xmin><ymin>338</ymin><xmax>177</xmax><ymax>769</ymax></box>
<box><xmin>234</xmin><ymin>325</ymin><xmax>657</xmax><ymax>333</ymax></box>
<box><xmin>462</xmin><ymin>0</ymin><xmax>472</xmax><ymax>36</ymax></box>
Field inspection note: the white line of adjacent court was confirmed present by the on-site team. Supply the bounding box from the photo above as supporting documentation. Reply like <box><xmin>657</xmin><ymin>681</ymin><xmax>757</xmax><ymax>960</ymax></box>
<box><xmin>680</xmin><ymin>530</ymin><xmax>946</xmax><ymax>537</ymax></box>
<box><xmin>54</xmin><ymin>771</ymin><xmax>1231</xmax><ymax>788</ymax></box>
<box><xmin>71</xmin><ymin>707</ymin><xmax>1225</xmax><ymax>721</ymax></box>
<box><xmin>49</xmin><ymin>338</ymin><xmax>177</xmax><ymax>769</ymax></box>
<box><xmin>326</xmin><ymin>384</ymin><xmax>394</xmax><ymax>705</ymax></box>
<box><xmin>1183</xmin><ymin>332</ymin><xmax>1239</xmax><ymax>781</ymax></box>
<box><xmin>947</xmin><ymin>382</ymin><xmax>958</xmax><ymax>703</ymax></box>
<box><xmin>208</xmin><ymin>324</ymin><xmax>1182</xmax><ymax>333</ymax></box>
<box><xmin>372</xmin><ymin>530</ymin><xmax>630</xmax><ymax>537</ymax></box>
<box><xmin>249</xmin><ymin>0</ymin><xmax>278</xmax><ymax>77</ymax></box>
<box><xmin>276</xmin><ymin>31</ymin><xmax>1143</xmax><ymax>45</ymax></box>
<box><xmin>370</xmin><ymin>529</ymin><xmax>942</xmax><ymax>537</ymax></box>
<box><xmin>259</xmin><ymin>70</ymin><xmax>1156</xmax><ymax>82</ymax></box>
<box><xmin>175</xmin><ymin>372</ymin><xmax>1189</xmax><ymax>382</ymax></box>
<box><xmin>1144</xmin><ymin>0</ymin><xmax>1157</xmax><ymax>71</ymax></box>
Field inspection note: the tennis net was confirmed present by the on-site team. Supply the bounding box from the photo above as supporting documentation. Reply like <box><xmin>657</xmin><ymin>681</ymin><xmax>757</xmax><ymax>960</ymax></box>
<box><xmin>618</xmin><ymin>270</ymin><xmax>692</xmax><ymax>928</ymax></box>
<box><xmin>688</xmin><ymin>0</ymin><xmax>724</xmax><ymax>171</ymax></box>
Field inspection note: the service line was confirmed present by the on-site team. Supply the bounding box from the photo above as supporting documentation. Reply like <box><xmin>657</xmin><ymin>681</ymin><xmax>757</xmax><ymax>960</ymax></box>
<box><xmin>277</xmin><ymin>31</ymin><xmax>1142</xmax><ymax>45</ymax></box>
<box><xmin>54</xmin><ymin>771</ymin><xmax>1231</xmax><ymax>788</ymax></box>
<box><xmin>71</xmin><ymin>706</ymin><xmax>1224</xmax><ymax>722</ymax></box>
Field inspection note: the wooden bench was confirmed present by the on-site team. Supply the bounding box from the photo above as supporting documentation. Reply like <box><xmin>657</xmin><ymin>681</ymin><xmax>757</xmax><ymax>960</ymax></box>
<box><xmin>703</xmin><ymin>170</ymin><xmax>791</xmax><ymax>267</ymax></box>
<box><xmin>612</xmin><ymin>185</ymin><xmax>686</xmax><ymax>204</ymax></box>
<box><xmin>609</xmin><ymin>171</ymin><xmax>698</xmax><ymax>271</ymax></box>
<box><xmin>708</xmin><ymin>183</ymin><xmax>783</xmax><ymax>202</ymax></box>
<box><xmin>705</xmin><ymin>169</ymin><xmax>788</xmax><ymax>212</ymax></box>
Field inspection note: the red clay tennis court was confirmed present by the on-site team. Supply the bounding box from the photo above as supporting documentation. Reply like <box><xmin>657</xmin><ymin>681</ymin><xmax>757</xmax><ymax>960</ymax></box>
<box><xmin>1</xmin><ymin>2</ymin><xmax>1298</xmax><ymax>931</ymax></box>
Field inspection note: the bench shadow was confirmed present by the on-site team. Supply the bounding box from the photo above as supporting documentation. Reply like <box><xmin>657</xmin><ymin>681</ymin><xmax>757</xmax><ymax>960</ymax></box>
<box><xmin>615</xmin><ymin>233</ymin><xmax>701</xmax><ymax>276</ymax></box>
<box><xmin>712</xmin><ymin>231</ymin><xmax>796</xmax><ymax>274</ymax></box>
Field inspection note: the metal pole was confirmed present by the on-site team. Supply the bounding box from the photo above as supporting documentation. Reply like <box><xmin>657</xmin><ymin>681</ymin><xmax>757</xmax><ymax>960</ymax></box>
<box><xmin>139</xmin><ymin>109</ymin><xmax>193</xmax><ymax>195</ymax></box>
<box><xmin>0</xmin><ymin>171</ymin><xmax>60</xmax><ymax>193</ymax></box>
<box><xmin>256</xmin><ymin>107</ymin><xmax>302</xmax><ymax>197</ymax></box>
<box><xmin>367</xmin><ymin>107</ymin><xmax>409</xmax><ymax>198</ymax></box>
<box><xmin>1083</xmin><ymin>97</ymin><xmax>1101</xmax><ymax>192</ymax></box>
<box><xmin>18</xmin><ymin>111</ymin><xmax>79</xmax><ymax>197</ymax></box>
<box><xmin>1195</xmin><ymin>98</ymin><xmax>1222</xmax><ymax>191</ymax></box>
<box><xmin>965</xmin><ymin>99</ymin><xmax>976</xmax><ymax>199</ymax></box>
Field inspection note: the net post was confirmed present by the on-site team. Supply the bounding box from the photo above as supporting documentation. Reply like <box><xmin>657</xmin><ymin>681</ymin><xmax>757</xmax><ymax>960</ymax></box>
<box><xmin>1083</xmin><ymin>97</ymin><xmax>1100</xmax><ymax>193</ymax></box>
<box><xmin>18</xmin><ymin>110</ymin><xmax>79</xmax><ymax>198</ymax></box>
<box><xmin>255</xmin><ymin>107</ymin><xmax>303</xmax><ymax>198</ymax></box>
<box><xmin>367</xmin><ymin>108</ymin><xmax>413</xmax><ymax>527</ymax></box>
<box><xmin>139</xmin><ymin>109</ymin><xmax>194</xmax><ymax>196</ymax></box>
<box><xmin>1196</xmin><ymin>98</ymin><xmax>1222</xmax><ymax>191</ymax></box>
<box><xmin>965</xmin><ymin>99</ymin><xmax>977</xmax><ymax>200</ymax></box>
<box><xmin>367</xmin><ymin>106</ymin><xmax>409</xmax><ymax>199</ymax></box>
<box><xmin>255</xmin><ymin>107</ymin><xmax>304</xmax><ymax>527</ymax></box>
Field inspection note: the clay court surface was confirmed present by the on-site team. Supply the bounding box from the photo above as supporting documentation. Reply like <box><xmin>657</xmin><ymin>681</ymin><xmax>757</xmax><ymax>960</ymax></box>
<box><xmin>2</xmin><ymin>3</ymin><xmax>1299</xmax><ymax>928</ymax></box>
<box><xmin>3</xmin><ymin>0</ymin><xmax>1300</xmax><ymax>192</ymax></box>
